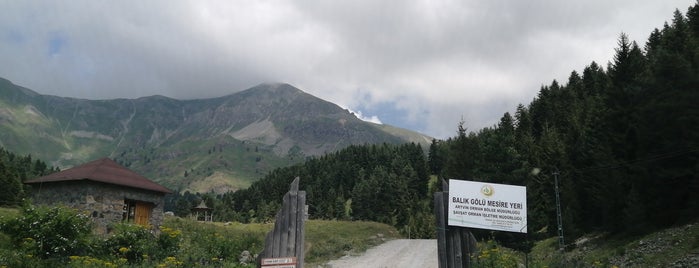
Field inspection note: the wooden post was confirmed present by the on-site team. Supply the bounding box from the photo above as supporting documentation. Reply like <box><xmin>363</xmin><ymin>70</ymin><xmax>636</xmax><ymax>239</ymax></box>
<box><xmin>260</xmin><ymin>177</ymin><xmax>306</xmax><ymax>268</ymax></box>
<box><xmin>435</xmin><ymin>179</ymin><xmax>477</xmax><ymax>268</ymax></box>
<box><xmin>435</xmin><ymin>191</ymin><xmax>448</xmax><ymax>268</ymax></box>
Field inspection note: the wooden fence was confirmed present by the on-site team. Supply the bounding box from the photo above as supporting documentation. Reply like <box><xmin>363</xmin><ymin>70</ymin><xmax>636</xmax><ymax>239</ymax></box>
<box><xmin>259</xmin><ymin>177</ymin><xmax>306</xmax><ymax>268</ymax></box>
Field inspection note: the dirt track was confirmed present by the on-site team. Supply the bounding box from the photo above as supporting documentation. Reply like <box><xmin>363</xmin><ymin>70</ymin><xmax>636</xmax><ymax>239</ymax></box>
<box><xmin>324</xmin><ymin>239</ymin><xmax>437</xmax><ymax>268</ymax></box>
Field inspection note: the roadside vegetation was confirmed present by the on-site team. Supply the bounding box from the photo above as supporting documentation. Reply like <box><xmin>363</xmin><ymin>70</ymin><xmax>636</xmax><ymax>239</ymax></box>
<box><xmin>467</xmin><ymin>217</ymin><xmax>699</xmax><ymax>268</ymax></box>
<box><xmin>1</xmin><ymin>205</ymin><xmax>697</xmax><ymax>267</ymax></box>
<box><xmin>0</xmin><ymin>206</ymin><xmax>400</xmax><ymax>267</ymax></box>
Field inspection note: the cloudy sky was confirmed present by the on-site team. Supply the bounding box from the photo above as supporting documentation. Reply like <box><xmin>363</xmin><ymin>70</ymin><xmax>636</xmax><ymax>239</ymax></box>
<box><xmin>0</xmin><ymin>0</ymin><xmax>694</xmax><ymax>139</ymax></box>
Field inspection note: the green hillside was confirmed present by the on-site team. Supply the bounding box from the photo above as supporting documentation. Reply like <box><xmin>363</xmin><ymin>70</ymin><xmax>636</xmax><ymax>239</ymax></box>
<box><xmin>0</xmin><ymin>80</ymin><xmax>431</xmax><ymax>192</ymax></box>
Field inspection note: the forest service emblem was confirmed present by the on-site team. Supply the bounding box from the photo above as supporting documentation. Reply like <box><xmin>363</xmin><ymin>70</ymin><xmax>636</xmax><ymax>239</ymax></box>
<box><xmin>480</xmin><ymin>184</ymin><xmax>494</xmax><ymax>197</ymax></box>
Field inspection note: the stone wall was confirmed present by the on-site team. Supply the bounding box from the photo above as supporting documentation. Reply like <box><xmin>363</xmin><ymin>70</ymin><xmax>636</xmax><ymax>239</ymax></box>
<box><xmin>28</xmin><ymin>180</ymin><xmax>166</xmax><ymax>234</ymax></box>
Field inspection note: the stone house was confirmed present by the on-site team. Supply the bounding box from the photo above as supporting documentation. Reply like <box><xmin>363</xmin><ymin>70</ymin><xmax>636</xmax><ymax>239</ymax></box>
<box><xmin>24</xmin><ymin>157</ymin><xmax>172</xmax><ymax>234</ymax></box>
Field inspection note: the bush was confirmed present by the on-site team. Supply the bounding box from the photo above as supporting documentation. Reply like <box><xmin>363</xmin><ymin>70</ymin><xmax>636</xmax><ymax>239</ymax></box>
<box><xmin>472</xmin><ymin>240</ymin><xmax>520</xmax><ymax>268</ymax></box>
<box><xmin>97</xmin><ymin>223</ymin><xmax>155</xmax><ymax>264</ymax></box>
<box><xmin>158</xmin><ymin>226</ymin><xmax>183</xmax><ymax>259</ymax></box>
<box><xmin>0</xmin><ymin>248</ymin><xmax>45</xmax><ymax>268</ymax></box>
<box><xmin>0</xmin><ymin>205</ymin><xmax>92</xmax><ymax>261</ymax></box>
<box><xmin>93</xmin><ymin>222</ymin><xmax>185</xmax><ymax>266</ymax></box>
<box><xmin>0</xmin><ymin>209</ymin><xmax>267</xmax><ymax>267</ymax></box>
<box><xmin>164</xmin><ymin>218</ymin><xmax>263</xmax><ymax>266</ymax></box>
<box><xmin>67</xmin><ymin>255</ymin><xmax>127</xmax><ymax>268</ymax></box>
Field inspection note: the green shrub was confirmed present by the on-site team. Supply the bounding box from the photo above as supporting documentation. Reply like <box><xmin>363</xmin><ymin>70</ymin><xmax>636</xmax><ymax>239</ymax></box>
<box><xmin>67</xmin><ymin>255</ymin><xmax>127</xmax><ymax>268</ymax></box>
<box><xmin>93</xmin><ymin>223</ymin><xmax>185</xmax><ymax>266</ymax></box>
<box><xmin>472</xmin><ymin>240</ymin><xmax>520</xmax><ymax>268</ymax></box>
<box><xmin>0</xmin><ymin>205</ymin><xmax>92</xmax><ymax>260</ymax></box>
<box><xmin>98</xmin><ymin>223</ymin><xmax>156</xmax><ymax>264</ymax></box>
<box><xmin>163</xmin><ymin>218</ymin><xmax>264</xmax><ymax>266</ymax></box>
<box><xmin>0</xmin><ymin>248</ymin><xmax>45</xmax><ymax>268</ymax></box>
<box><xmin>158</xmin><ymin>226</ymin><xmax>183</xmax><ymax>259</ymax></box>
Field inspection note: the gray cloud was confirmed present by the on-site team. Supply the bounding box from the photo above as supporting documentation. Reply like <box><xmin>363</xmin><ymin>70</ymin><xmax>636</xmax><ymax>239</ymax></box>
<box><xmin>0</xmin><ymin>0</ymin><xmax>694</xmax><ymax>138</ymax></box>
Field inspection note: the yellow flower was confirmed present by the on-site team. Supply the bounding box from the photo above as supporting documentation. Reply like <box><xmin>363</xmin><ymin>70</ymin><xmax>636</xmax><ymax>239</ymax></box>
<box><xmin>119</xmin><ymin>247</ymin><xmax>129</xmax><ymax>254</ymax></box>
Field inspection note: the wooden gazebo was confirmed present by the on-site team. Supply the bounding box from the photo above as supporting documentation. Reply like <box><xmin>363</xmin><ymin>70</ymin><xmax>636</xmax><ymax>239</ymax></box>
<box><xmin>193</xmin><ymin>200</ymin><xmax>213</xmax><ymax>222</ymax></box>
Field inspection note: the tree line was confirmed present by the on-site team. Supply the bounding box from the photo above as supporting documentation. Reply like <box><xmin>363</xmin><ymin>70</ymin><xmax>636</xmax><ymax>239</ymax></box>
<box><xmin>161</xmin><ymin>142</ymin><xmax>436</xmax><ymax>239</ymax></box>
<box><xmin>210</xmin><ymin>142</ymin><xmax>436</xmax><ymax>238</ymax></box>
<box><xmin>432</xmin><ymin>5</ymin><xmax>699</xmax><ymax>247</ymax></box>
<box><xmin>0</xmin><ymin>147</ymin><xmax>58</xmax><ymax>206</ymax></box>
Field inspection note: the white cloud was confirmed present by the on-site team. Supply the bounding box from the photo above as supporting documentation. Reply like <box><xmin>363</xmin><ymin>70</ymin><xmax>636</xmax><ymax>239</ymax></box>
<box><xmin>0</xmin><ymin>0</ymin><xmax>694</xmax><ymax>138</ymax></box>
<box><xmin>342</xmin><ymin>106</ymin><xmax>383</xmax><ymax>125</ymax></box>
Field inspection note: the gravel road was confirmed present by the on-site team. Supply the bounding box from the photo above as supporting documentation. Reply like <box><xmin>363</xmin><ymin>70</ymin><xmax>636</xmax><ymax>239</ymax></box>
<box><xmin>324</xmin><ymin>239</ymin><xmax>437</xmax><ymax>268</ymax></box>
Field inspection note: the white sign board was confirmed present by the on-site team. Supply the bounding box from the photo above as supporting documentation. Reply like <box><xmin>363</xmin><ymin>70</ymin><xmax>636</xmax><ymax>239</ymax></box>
<box><xmin>448</xmin><ymin>179</ymin><xmax>527</xmax><ymax>233</ymax></box>
<box><xmin>261</xmin><ymin>257</ymin><xmax>296</xmax><ymax>268</ymax></box>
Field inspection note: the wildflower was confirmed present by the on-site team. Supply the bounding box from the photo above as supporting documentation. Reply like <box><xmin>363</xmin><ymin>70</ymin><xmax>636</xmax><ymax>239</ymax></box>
<box><xmin>119</xmin><ymin>247</ymin><xmax>129</xmax><ymax>254</ymax></box>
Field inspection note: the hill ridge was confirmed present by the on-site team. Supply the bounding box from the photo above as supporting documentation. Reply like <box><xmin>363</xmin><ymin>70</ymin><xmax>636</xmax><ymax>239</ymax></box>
<box><xmin>0</xmin><ymin>77</ymin><xmax>431</xmax><ymax>192</ymax></box>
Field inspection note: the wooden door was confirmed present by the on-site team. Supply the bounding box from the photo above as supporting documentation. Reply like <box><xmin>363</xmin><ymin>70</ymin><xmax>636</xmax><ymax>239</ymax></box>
<box><xmin>134</xmin><ymin>202</ymin><xmax>153</xmax><ymax>226</ymax></box>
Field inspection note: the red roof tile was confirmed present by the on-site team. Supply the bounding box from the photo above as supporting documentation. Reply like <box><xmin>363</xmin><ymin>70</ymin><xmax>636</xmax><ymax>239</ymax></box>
<box><xmin>25</xmin><ymin>158</ymin><xmax>172</xmax><ymax>194</ymax></box>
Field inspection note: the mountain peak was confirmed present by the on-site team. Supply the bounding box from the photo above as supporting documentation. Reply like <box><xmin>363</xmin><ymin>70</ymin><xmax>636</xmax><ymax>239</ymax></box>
<box><xmin>255</xmin><ymin>82</ymin><xmax>295</xmax><ymax>90</ymax></box>
<box><xmin>225</xmin><ymin>83</ymin><xmax>340</xmax><ymax>119</ymax></box>
<box><xmin>243</xmin><ymin>82</ymin><xmax>304</xmax><ymax>96</ymax></box>
<box><xmin>0</xmin><ymin>77</ymin><xmax>432</xmax><ymax>192</ymax></box>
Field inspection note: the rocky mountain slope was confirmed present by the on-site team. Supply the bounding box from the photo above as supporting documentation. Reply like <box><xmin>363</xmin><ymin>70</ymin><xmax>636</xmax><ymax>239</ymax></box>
<box><xmin>0</xmin><ymin>77</ymin><xmax>431</xmax><ymax>192</ymax></box>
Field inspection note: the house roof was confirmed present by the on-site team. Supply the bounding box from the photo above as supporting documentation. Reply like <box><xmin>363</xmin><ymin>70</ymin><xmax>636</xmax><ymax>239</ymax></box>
<box><xmin>25</xmin><ymin>158</ymin><xmax>172</xmax><ymax>194</ymax></box>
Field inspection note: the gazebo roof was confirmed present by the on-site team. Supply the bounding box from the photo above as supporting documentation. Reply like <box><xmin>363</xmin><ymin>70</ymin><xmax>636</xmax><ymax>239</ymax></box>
<box><xmin>194</xmin><ymin>200</ymin><xmax>212</xmax><ymax>210</ymax></box>
<box><xmin>25</xmin><ymin>157</ymin><xmax>172</xmax><ymax>194</ymax></box>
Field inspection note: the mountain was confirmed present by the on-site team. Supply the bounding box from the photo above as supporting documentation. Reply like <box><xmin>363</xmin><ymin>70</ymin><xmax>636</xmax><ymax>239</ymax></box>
<box><xmin>0</xmin><ymin>78</ymin><xmax>431</xmax><ymax>193</ymax></box>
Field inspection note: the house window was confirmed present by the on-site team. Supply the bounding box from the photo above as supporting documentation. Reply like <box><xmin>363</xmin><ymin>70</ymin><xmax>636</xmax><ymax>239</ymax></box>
<box><xmin>123</xmin><ymin>199</ymin><xmax>153</xmax><ymax>226</ymax></box>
